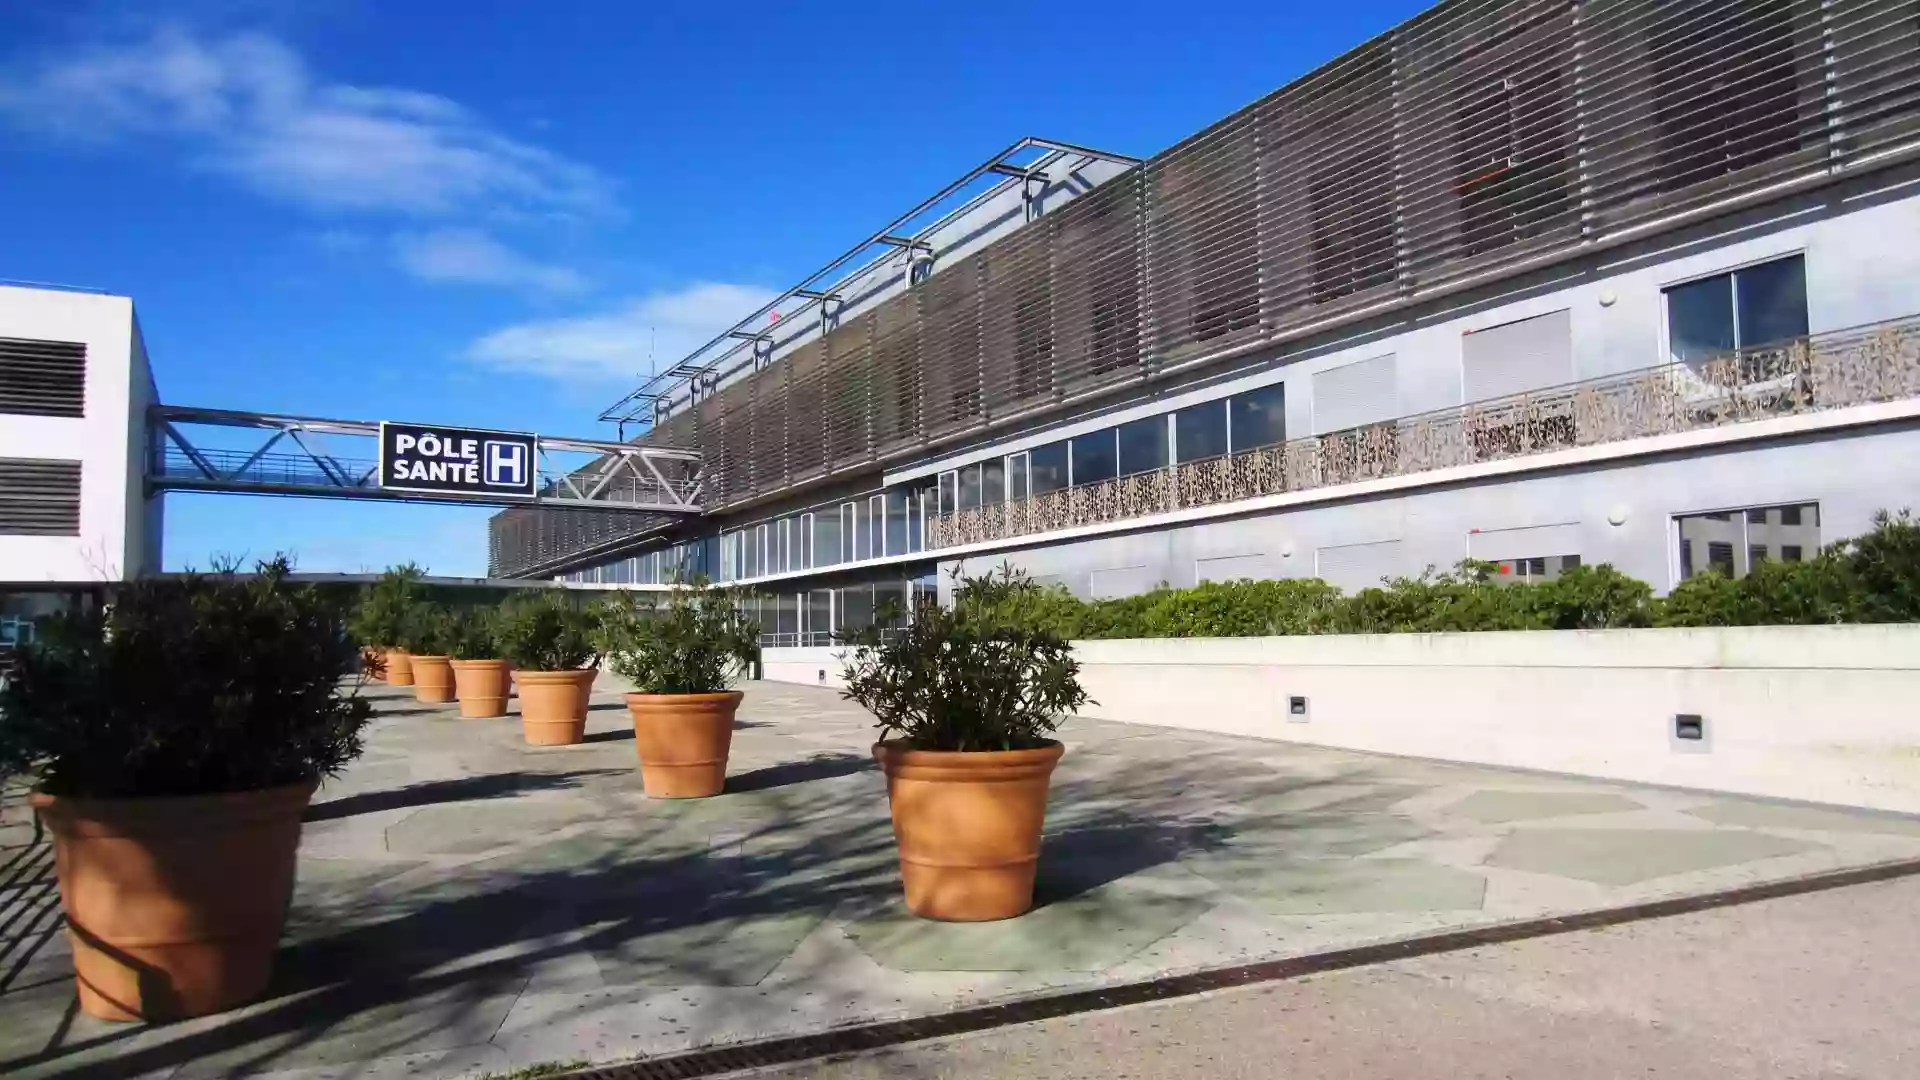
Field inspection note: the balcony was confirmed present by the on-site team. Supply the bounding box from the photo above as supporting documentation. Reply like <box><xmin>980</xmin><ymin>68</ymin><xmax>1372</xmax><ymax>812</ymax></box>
<box><xmin>926</xmin><ymin>316</ymin><xmax>1920</xmax><ymax>551</ymax></box>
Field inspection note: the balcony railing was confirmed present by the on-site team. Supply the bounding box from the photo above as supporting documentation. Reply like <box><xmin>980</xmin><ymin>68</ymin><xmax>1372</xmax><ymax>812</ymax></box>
<box><xmin>927</xmin><ymin>316</ymin><xmax>1920</xmax><ymax>551</ymax></box>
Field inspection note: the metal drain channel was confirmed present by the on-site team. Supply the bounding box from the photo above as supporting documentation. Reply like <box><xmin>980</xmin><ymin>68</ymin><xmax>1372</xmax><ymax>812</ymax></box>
<box><xmin>573</xmin><ymin>856</ymin><xmax>1920</xmax><ymax>1080</ymax></box>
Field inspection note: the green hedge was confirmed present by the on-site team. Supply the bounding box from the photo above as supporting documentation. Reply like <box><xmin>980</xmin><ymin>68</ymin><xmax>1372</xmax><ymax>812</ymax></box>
<box><xmin>986</xmin><ymin>510</ymin><xmax>1920</xmax><ymax>639</ymax></box>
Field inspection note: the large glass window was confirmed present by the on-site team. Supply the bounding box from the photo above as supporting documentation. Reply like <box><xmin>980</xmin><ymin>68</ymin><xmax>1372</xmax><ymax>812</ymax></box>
<box><xmin>838</xmin><ymin>585</ymin><xmax>875</xmax><ymax>635</ymax></box>
<box><xmin>1676</xmin><ymin>502</ymin><xmax>1819</xmax><ymax>580</ymax></box>
<box><xmin>982</xmin><ymin>458</ymin><xmax>1006</xmax><ymax>505</ymax></box>
<box><xmin>1665</xmin><ymin>255</ymin><xmax>1809</xmax><ymax>365</ymax></box>
<box><xmin>1174</xmin><ymin>399</ymin><xmax>1229</xmax><ymax>463</ymax></box>
<box><xmin>1117</xmin><ymin>415</ymin><xmax>1168</xmax><ymax>476</ymax></box>
<box><xmin>811</xmin><ymin>511</ymin><xmax>840</xmax><ymax>569</ymax></box>
<box><xmin>1230</xmin><ymin>383</ymin><xmax>1286</xmax><ymax>451</ymax></box>
<box><xmin>957</xmin><ymin>465</ymin><xmax>982</xmax><ymax>512</ymax></box>
<box><xmin>1071</xmin><ymin>429</ymin><xmax>1118</xmax><ymax>485</ymax></box>
<box><xmin>1007</xmin><ymin>452</ymin><xmax>1030</xmax><ymax>502</ymax></box>
<box><xmin>1029</xmin><ymin>441</ymin><xmax>1069</xmax><ymax>494</ymax></box>
<box><xmin>937</xmin><ymin>471</ymin><xmax>958</xmax><ymax>516</ymax></box>
<box><xmin>804</xmin><ymin>589</ymin><xmax>833</xmax><ymax>643</ymax></box>
<box><xmin>868</xmin><ymin>494</ymin><xmax>884</xmax><ymax>557</ymax></box>
<box><xmin>843</xmin><ymin>502</ymin><xmax>861</xmax><ymax>561</ymax></box>
<box><xmin>774</xmin><ymin>593</ymin><xmax>800</xmax><ymax>642</ymax></box>
<box><xmin>884</xmin><ymin>488</ymin><xmax>911</xmax><ymax>555</ymax></box>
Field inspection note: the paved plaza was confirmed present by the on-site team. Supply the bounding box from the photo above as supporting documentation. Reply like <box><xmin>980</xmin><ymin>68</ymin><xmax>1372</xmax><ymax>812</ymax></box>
<box><xmin>5</xmin><ymin>680</ymin><xmax>1920</xmax><ymax>1079</ymax></box>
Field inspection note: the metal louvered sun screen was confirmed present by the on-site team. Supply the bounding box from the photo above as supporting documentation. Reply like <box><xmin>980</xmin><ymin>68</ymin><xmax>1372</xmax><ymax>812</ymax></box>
<box><xmin>0</xmin><ymin>337</ymin><xmax>86</xmax><ymax>418</ymax></box>
<box><xmin>492</xmin><ymin>0</ymin><xmax>1920</xmax><ymax>578</ymax></box>
<box><xmin>0</xmin><ymin>458</ymin><xmax>82</xmax><ymax>536</ymax></box>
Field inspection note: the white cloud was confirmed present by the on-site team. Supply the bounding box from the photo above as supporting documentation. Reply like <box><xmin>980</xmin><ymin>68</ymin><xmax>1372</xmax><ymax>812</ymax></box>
<box><xmin>464</xmin><ymin>282</ymin><xmax>779</xmax><ymax>382</ymax></box>
<box><xmin>0</xmin><ymin>27</ymin><xmax>611</xmax><ymax>218</ymax></box>
<box><xmin>393</xmin><ymin>228</ymin><xmax>586</xmax><ymax>293</ymax></box>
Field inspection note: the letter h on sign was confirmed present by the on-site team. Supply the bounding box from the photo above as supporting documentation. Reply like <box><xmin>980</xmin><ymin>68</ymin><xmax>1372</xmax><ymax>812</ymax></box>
<box><xmin>485</xmin><ymin>441</ymin><xmax>528</xmax><ymax>488</ymax></box>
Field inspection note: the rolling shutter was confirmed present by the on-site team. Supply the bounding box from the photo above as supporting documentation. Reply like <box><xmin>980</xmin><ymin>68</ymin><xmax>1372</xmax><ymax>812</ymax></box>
<box><xmin>1462</xmin><ymin>309</ymin><xmax>1574</xmax><ymax>402</ymax></box>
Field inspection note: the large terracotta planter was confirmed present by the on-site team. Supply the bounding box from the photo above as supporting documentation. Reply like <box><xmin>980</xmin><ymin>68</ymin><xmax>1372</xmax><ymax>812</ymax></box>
<box><xmin>513</xmin><ymin>668</ymin><xmax>598</xmax><ymax>745</ymax></box>
<box><xmin>409</xmin><ymin>654</ymin><xmax>454</xmax><ymax>704</ymax></box>
<box><xmin>450</xmin><ymin>659</ymin><xmax>511</xmax><ymax>718</ymax></box>
<box><xmin>625</xmin><ymin>690</ymin><xmax>741</xmax><ymax>798</ymax></box>
<box><xmin>873</xmin><ymin>740</ymin><xmax>1064</xmax><ymax>922</ymax></box>
<box><xmin>386</xmin><ymin>648</ymin><xmax>415</xmax><ymax>686</ymax></box>
<box><xmin>32</xmin><ymin>782</ymin><xmax>316</xmax><ymax>1021</ymax></box>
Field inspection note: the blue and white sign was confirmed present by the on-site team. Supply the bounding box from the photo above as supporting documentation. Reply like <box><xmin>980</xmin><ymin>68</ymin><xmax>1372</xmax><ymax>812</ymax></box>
<box><xmin>378</xmin><ymin>422</ymin><xmax>538</xmax><ymax>499</ymax></box>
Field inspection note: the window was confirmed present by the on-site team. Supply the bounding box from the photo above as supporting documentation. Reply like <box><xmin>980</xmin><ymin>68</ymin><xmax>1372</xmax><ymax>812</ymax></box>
<box><xmin>1491</xmin><ymin>553</ymin><xmax>1581</xmax><ymax>583</ymax></box>
<box><xmin>811</xmin><ymin>511</ymin><xmax>841</xmax><ymax>569</ymax></box>
<box><xmin>1648</xmin><ymin>0</ymin><xmax>1806</xmax><ymax>196</ymax></box>
<box><xmin>843</xmin><ymin>502</ymin><xmax>860</xmax><ymax>561</ymax></box>
<box><xmin>1070</xmin><ymin>429</ymin><xmax>1117</xmax><ymax>485</ymax></box>
<box><xmin>982</xmin><ymin>458</ymin><xmax>1006</xmax><ymax>506</ymax></box>
<box><xmin>1174</xmin><ymin>400</ymin><xmax>1228</xmax><ymax>463</ymax></box>
<box><xmin>1030</xmin><ymin>440</ymin><xmax>1070</xmax><ymax>493</ymax></box>
<box><xmin>1676</xmin><ymin>502</ymin><xmax>1819</xmax><ymax>579</ymax></box>
<box><xmin>838</xmin><ymin>585</ymin><xmax>875</xmax><ymax>635</ymax></box>
<box><xmin>884</xmin><ymin>488</ymin><xmax>911</xmax><ymax>555</ymax></box>
<box><xmin>1230</xmin><ymin>383</ymin><xmax>1286</xmax><ymax>451</ymax></box>
<box><xmin>868</xmin><ymin>494</ymin><xmax>884</xmax><ymax>556</ymax></box>
<box><xmin>1116</xmin><ymin>416</ymin><xmax>1168</xmax><ymax>477</ymax></box>
<box><xmin>1006</xmin><ymin>452</ymin><xmax>1030</xmax><ymax>502</ymax></box>
<box><xmin>776</xmin><ymin>519</ymin><xmax>791</xmax><ymax>573</ymax></box>
<box><xmin>1665</xmin><ymin>255</ymin><xmax>1809</xmax><ymax>366</ymax></box>
<box><xmin>957</xmin><ymin>465</ymin><xmax>982</xmax><ymax>512</ymax></box>
<box><xmin>804</xmin><ymin>589</ymin><xmax>833</xmax><ymax>643</ymax></box>
<box><xmin>754</xmin><ymin>524</ymin><xmax>769</xmax><ymax>578</ymax></box>
<box><xmin>937</xmin><ymin>472</ymin><xmax>958</xmax><ymax>516</ymax></box>
<box><xmin>798</xmin><ymin>513</ymin><xmax>815</xmax><ymax>569</ymax></box>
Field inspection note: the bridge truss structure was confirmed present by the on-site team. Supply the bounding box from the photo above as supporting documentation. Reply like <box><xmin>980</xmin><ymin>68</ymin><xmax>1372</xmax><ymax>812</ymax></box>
<box><xmin>149</xmin><ymin>405</ymin><xmax>702</xmax><ymax>514</ymax></box>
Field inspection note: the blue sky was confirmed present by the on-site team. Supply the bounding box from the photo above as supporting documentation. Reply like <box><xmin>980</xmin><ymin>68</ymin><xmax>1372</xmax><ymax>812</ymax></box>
<box><xmin>0</xmin><ymin>0</ymin><xmax>1425</xmax><ymax>576</ymax></box>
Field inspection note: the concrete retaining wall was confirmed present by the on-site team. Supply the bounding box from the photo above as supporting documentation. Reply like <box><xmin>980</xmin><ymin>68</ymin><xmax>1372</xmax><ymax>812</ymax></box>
<box><xmin>760</xmin><ymin>625</ymin><xmax>1920</xmax><ymax>813</ymax></box>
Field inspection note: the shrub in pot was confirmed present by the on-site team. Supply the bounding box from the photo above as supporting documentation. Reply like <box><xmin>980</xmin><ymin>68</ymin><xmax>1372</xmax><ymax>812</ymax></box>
<box><xmin>0</xmin><ymin>559</ymin><xmax>372</xmax><ymax>1020</ymax></box>
<box><xmin>841</xmin><ymin>567</ymin><xmax>1089</xmax><ymax>921</ymax></box>
<box><xmin>397</xmin><ymin>603</ymin><xmax>457</xmax><ymax>705</ymax></box>
<box><xmin>497</xmin><ymin>589</ymin><xmax>600</xmax><ymax>745</ymax></box>
<box><xmin>351</xmin><ymin>564</ymin><xmax>423</xmax><ymax>685</ymax></box>
<box><xmin>447</xmin><ymin>606</ymin><xmax>510</xmax><ymax>718</ymax></box>
<box><xmin>600</xmin><ymin>581</ymin><xmax>759</xmax><ymax>798</ymax></box>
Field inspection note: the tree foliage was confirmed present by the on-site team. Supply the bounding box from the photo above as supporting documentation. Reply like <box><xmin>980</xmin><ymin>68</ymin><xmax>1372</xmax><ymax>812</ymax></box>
<box><xmin>494</xmin><ymin>589</ymin><xmax>600</xmax><ymax>671</ymax></box>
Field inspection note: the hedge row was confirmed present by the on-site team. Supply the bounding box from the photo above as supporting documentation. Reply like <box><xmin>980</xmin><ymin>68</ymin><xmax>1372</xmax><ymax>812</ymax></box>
<box><xmin>961</xmin><ymin>510</ymin><xmax>1920</xmax><ymax>639</ymax></box>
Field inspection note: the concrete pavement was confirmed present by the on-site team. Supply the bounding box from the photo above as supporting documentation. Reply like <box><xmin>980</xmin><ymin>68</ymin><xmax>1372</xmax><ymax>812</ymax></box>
<box><xmin>759</xmin><ymin>873</ymin><xmax>1920</xmax><ymax>1079</ymax></box>
<box><xmin>4</xmin><ymin>680</ymin><xmax>1920</xmax><ymax>1079</ymax></box>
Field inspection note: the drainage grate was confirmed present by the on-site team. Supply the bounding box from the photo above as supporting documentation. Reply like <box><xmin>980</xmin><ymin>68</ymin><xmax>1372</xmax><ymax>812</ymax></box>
<box><xmin>571</xmin><ymin>855</ymin><xmax>1920</xmax><ymax>1080</ymax></box>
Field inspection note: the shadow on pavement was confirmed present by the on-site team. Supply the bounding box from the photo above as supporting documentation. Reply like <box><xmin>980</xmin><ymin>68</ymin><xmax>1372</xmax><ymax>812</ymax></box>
<box><xmin>726</xmin><ymin>753</ymin><xmax>875</xmax><ymax>794</ymax></box>
<box><xmin>302</xmin><ymin>771</ymin><xmax>624</xmax><ymax>823</ymax></box>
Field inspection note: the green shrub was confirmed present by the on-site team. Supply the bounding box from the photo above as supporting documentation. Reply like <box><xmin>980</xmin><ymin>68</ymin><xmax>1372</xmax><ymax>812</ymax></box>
<box><xmin>351</xmin><ymin>563</ymin><xmax>422</xmax><ymax>648</ymax></box>
<box><xmin>496</xmin><ymin>589</ymin><xmax>600</xmax><ymax>671</ymax></box>
<box><xmin>842</xmin><ymin>568</ymin><xmax>1088</xmax><ymax>751</ymax></box>
<box><xmin>396</xmin><ymin>601</ymin><xmax>454</xmax><ymax>655</ymax></box>
<box><xmin>1832</xmin><ymin>509</ymin><xmax>1920</xmax><ymax>622</ymax></box>
<box><xmin>599</xmin><ymin>581</ymin><xmax>758</xmax><ymax>694</ymax></box>
<box><xmin>0</xmin><ymin>558</ymin><xmax>372</xmax><ymax>798</ymax></box>
<box><xmin>1529</xmin><ymin>564</ymin><xmax>1655</xmax><ymax>629</ymax></box>
<box><xmin>445</xmin><ymin>606</ymin><xmax>501</xmax><ymax>660</ymax></box>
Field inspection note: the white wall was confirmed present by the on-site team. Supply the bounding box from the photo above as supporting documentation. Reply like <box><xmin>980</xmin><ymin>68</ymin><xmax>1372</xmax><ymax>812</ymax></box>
<box><xmin>760</xmin><ymin>626</ymin><xmax>1920</xmax><ymax>814</ymax></box>
<box><xmin>1069</xmin><ymin>628</ymin><xmax>1920</xmax><ymax>814</ymax></box>
<box><xmin>0</xmin><ymin>285</ymin><xmax>149</xmax><ymax>582</ymax></box>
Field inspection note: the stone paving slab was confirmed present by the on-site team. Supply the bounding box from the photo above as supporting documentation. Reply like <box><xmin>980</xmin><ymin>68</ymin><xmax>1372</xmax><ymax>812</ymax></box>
<box><xmin>4</xmin><ymin>678</ymin><xmax>1920</xmax><ymax>1079</ymax></box>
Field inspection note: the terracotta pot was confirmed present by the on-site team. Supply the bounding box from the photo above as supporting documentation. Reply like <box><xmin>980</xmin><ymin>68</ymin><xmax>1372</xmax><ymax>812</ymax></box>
<box><xmin>32</xmin><ymin>782</ymin><xmax>316</xmax><ymax>1021</ymax></box>
<box><xmin>450</xmin><ymin>659</ymin><xmax>511</xmax><ymax>718</ymax></box>
<box><xmin>873</xmin><ymin>740</ymin><xmax>1064</xmax><ymax>921</ymax></box>
<box><xmin>408</xmin><ymin>655</ymin><xmax>454</xmax><ymax>704</ymax></box>
<box><xmin>625</xmin><ymin>690</ymin><xmax>741</xmax><ymax>798</ymax></box>
<box><xmin>513</xmin><ymin>668</ymin><xmax>598</xmax><ymax>745</ymax></box>
<box><xmin>386</xmin><ymin>648</ymin><xmax>415</xmax><ymax>686</ymax></box>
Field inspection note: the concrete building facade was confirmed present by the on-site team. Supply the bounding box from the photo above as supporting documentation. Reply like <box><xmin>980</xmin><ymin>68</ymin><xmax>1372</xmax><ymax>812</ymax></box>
<box><xmin>487</xmin><ymin>0</ymin><xmax>1920</xmax><ymax>645</ymax></box>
